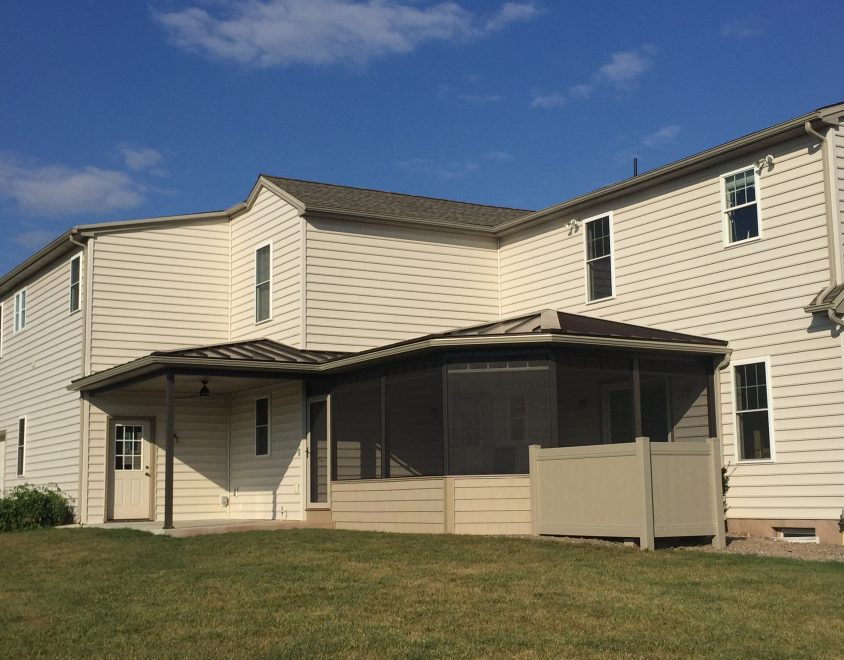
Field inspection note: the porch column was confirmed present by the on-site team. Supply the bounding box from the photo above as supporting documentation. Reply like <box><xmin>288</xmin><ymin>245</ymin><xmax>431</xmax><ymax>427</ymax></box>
<box><xmin>163</xmin><ymin>371</ymin><xmax>176</xmax><ymax>530</ymax></box>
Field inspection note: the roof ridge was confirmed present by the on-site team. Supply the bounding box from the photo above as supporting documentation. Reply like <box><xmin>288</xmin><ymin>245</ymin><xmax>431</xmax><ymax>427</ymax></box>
<box><xmin>263</xmin><ymin>174</ymin><xmax>533</xmax><ymax>213</ymax></box>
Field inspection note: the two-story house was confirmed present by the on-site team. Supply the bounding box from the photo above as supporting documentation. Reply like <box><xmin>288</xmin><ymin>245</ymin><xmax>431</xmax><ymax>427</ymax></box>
<box><xmin>2</xmin><ymin>102</ymin><xmax>843</xmax><ymax>542</ymax></box>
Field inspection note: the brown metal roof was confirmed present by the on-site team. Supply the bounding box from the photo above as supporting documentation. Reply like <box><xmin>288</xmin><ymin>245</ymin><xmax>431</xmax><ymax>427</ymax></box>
<box><xmin>150</xmin><ymin>339</ymin><xmax>346</xmax><ymax>364</ymax></box>
<box><xmin>265</xmin><ymin>176</ymin><xmax>531</xmax><ymax>228</ymax></box>
<box><xmin>440</xmin><ymin>309</ymin><xmax>727</xmax><ymax>347</ymax></box>
<box><xmin>69</xmin><ymin>311</ymin><xmax>727</xmax><ymax>394</ymax></box>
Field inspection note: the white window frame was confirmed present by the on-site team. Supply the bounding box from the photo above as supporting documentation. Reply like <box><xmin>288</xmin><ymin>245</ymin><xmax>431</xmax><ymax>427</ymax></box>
<box><xmin>582</xmin><ymin>211</ymin><xmax>616</xmax><ymax>304</ymax></box>
<box><xmin>254</xmin><ymin>242</ymin><xmax>273</xmax><ymax>324</ymax></box>
<box><xmin>731</xmin><ymin>356</ymin><xmax>775</xmax><ymax>464</ymax></box>
<box><xmin>16</xmin><ymin>416</ymin><xmax>26</xmax><ymax>477</ymax></box>
<box><xmin>255</xmin><ymin>396</ymin><xmax>271</xmax><ymax>457</ymax></box>
<box><xmin>13</xmin><ymin>289</ymin><xmax>26</xmax><ymax>333</ymax></box>
<box><xmin>721</xmin><ymin>165</ymin><xmax>762</xmax><ymax>247</ymax></box>
<box><xmin>0</xmin><ymin>302</ymin><xmax>3</xmax><ymax>358</ymax></box>
<box><xmin>69</xmin><ymin>255</ymin><xmax>81</xmax><ymax>314</ymax></box>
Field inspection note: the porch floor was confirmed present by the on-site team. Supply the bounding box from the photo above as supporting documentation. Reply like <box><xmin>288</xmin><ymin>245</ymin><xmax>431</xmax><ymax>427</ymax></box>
<box><xmin>67</xmin><ymin>519</ymin><xmax>334</xmax><ymax>537</ymax></box>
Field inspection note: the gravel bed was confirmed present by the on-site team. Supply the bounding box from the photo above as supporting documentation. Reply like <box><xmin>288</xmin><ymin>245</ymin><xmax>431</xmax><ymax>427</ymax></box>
<box><xmin>676</xmin><ymin>535</ymin><xmax>844</xmax><ymax>562</ymax></box>
<box><xmin>537</xmin><ymin>533</ymin><xmax>844</xmax><ymax>562</ymax></box>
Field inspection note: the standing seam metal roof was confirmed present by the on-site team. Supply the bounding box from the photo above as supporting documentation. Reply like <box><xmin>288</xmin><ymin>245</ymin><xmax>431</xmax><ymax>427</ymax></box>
<box><xmin>150</xmin><ymin>339</ymin><xmax>346</xmax><ymax>363</ymax></box>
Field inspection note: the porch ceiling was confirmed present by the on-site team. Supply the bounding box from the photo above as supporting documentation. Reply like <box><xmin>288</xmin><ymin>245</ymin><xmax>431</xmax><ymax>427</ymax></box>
<box><xmin>93</xmin><ymin>373</ymin><xmax>288</xmax><ymax>398</ymax></box>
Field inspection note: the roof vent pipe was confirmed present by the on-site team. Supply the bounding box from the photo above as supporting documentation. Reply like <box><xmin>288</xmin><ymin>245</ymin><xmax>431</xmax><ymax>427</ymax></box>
<box><xmin>633</xmin><ymin>157</ymin><xmax>638</xmax><ymax>177</ymax></box>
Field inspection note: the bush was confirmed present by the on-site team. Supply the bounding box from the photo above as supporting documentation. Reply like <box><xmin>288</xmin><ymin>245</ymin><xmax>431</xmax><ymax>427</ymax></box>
<box><xmin>0</xmin><ymin>484</ymin><xmax>74</xmax><ymax>532</ymax></box>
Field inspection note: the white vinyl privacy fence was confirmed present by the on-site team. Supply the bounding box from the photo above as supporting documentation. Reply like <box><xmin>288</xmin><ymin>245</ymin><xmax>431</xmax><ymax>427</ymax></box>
<box><xmin>529</xmin><ymin>438</ymin><xmax>726</xmax><ymax>550</ymax></box>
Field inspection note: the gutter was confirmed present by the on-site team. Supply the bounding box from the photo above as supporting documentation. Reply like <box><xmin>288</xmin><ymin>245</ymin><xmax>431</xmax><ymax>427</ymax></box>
<box><xmin>68</xmin><ymin>333</ymin><xmax>730</xmax><ymax>394</ymax></box>
<box><xmin>495</xmin><ymin>110</ymin><xmax>841</xmax><ymax>235</ymax></box>
<box><xmin>0</xmin><ymin>209</ymin><xmax>232</xmax><ymax>299</ymax></box>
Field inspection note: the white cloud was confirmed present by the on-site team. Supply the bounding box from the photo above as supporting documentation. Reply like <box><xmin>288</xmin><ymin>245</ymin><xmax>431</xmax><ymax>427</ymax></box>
<box><xmin>118</xmin><ymin>144</ymin><xmax>163</xmax><ymax>171</ymax></box>
<box><xmin>13</xmin><ymin>230</ymin><xmax>57</xmax><ymax>250</ymax></box>
<box><xmin>155</xmin><ymin>0</ymin><xmax>539</xmax><ymax>68</ymax></box>
<box><xmin>398</xmin><ymin>157</ymin><xmax>479</xmax><ymax>179</ymax></box>
<box><xmin>0</xmin><ymin>154</ymin><xmax>145</xmax><ymax>216</ymax></box>
<box><xmin>640</xmin><ymin>125</ymin><xmax>680</xmax><ymax>149</ymax></box>
<box><xmin>531</xmin><ymin>92</ymin><xmax>567</xmax><ymax>109</ymax></box>
<box><xmin>482</xmin><ymin>150</ymin><xmax>511</xmax><ymax>162</ymax></box>
<box><xmin>457</xmin><ymin>93</ymin><xmax>502</xmax><ymax>103</ymax></box>
<box><xmin>721</xmin><ymin>17</ymin><xmax>766</xmax><ymax>39</ymax></box>
<box><xmin>598</xmin><ymin>45</ymin><xmax>655</xmax><ymax>87</ymax></box>
<box><xmin>485</xmin><ymin>2</ymin><xmax>539</xmax><ymax>32</ymax></box>
<box><xmin>568</xmin><ymin>83</ymin><xmax>593</xmax><ymax>99</ymax></box>
<box><xmin>531</xmin><ymin>44</ymin><xmax>655</xmax><ymax>110</ymax></box>
<box><xmin>398</xmin><ymin>149</ymin><xmax>511</xmax><ymax>179</ymax></box>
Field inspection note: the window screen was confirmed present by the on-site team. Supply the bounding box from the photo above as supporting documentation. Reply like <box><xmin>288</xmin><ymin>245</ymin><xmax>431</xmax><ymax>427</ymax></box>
<box><xmin>735</xmin><ymin>361</ymin><xmax>771</xmax><ymax>460</ymax></box>
<box><xmin>69</xmin><ymin>256</ymin><xmax>81</xmax><ymax>313</ymax></box>
<box><xmin>255</xmin><ymin>398</ymin><xmax>270</xmax><ymax>456</ymax></box>
<box><xmin>724</xmin><ymin>168</ymin><xmax>759</xmax><ymax>243</ymax></box>
<box><xmin>556</xmin><ymin>354</ymin><xmax>633</xmax><ymax>447</ymax></box>
<box><xmin>386</xmin><ymin>364</ymin><xmax>443</xmax><ymax>477</ymax></box>
<box><xmin>14</xmin><ymin>290</ymin><xmax>26</xmax><ymax>332</ymax></box>
<box><xmin>255</xmin><ymin>245</ymin><xmax>271</xmax><ymax>322</ymax></box>
<box><xmin>17</xmin><ymin>417</ymin><xmax>25</xmax><ymax>476</ymax></box>
<box><xmin>447</xmin><ymin>356</ymin><xmax>551</xmax><ymax>474</ymax></box>
<box><xmin>332</xmin><ymin>376</ymin><xmax>383</xmax><ymax>480</ymax></box>
<box><xmin>585</xmin><ymin>216</ymin><xmax>613</xmax><ymax>301</ymax></box>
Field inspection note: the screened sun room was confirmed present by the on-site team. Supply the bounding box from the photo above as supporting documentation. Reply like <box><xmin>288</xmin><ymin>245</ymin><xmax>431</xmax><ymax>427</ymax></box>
<box><xmin>324</xmin><ymin>345</ymin><xmax>720</xmax><ymax>483</ymax></box>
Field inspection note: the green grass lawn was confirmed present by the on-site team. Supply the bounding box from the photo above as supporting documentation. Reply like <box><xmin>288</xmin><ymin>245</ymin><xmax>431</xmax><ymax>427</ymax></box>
<box><xmin>1</xmin><ymin>529</ymin><xmax>842</xmax><ymax>659</ymax></box>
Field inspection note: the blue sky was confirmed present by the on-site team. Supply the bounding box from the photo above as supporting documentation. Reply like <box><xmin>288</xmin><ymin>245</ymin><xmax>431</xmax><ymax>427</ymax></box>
<box><xmin>0</xmin><ymin>0</ymin><xmax>838</xmax><ymax>274</ymax></box>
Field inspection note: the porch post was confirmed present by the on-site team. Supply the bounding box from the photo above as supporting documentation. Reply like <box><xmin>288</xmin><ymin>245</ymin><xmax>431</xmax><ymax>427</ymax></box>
<box><xmin>632</xmin><ymin>358</ymin><xmax>643</xmax><ymax>438</ymax></box>
<box><xmin>164</xmin><ymin>371</ymin><xmax>176</xmax><ymax>530</ymax></box>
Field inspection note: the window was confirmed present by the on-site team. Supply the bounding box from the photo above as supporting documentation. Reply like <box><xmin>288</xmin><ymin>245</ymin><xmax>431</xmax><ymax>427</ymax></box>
<box><xmin>584</xmin><ymin>215</ymin><xmax>613</xmax><ymax>301</ymax></box>
<box><xmin>17</xmin><ymin>417</ymin><xmax>26</xmax><ymax>476</ymax></box>
<box><xmin>0</xmin><ymin>303</ymin><xmax>3</xmax><ymax>357</ymax></box>
<box><xmin>255</xmin><ymin>397</ymin><xmax>270</xmax><ymax>456</ymax></box>
<box><xmin>734</xmin><ymin>360</ymin><xmax>772</xmax><ymax>461</ymax></box>
<box><xmin>69</xmin><ymin>256</ymin><xmax>81</xmax><ymax>313</ymax></box>
<box><xmin>724</xmin><ymin>168</ymin><xmax>759</xmax><ymax>244</ymax></box>
<box><xmin>255</xmin><ymin>244</ymin><xmax>271</xmax><ymax>323</ymax></box>
<box><xmin>114</xmin><ymin>425</ymin><xmax>143</xmax><ymax>470</ymax></box>
<box><xmin>14</xmin><ymin>289</ymin><xmax>26</xmax><ymax>333</ymax></box>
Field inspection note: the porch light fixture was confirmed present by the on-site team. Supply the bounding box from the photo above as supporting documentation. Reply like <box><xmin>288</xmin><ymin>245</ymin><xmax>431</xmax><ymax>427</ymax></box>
<box><xmin>199</xmin><ymin>380</ymin><xmax>211</xmax><ymax>397</ymax></box>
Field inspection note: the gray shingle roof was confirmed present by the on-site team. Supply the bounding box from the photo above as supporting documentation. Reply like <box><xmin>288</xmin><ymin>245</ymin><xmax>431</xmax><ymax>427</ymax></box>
<box><xmin>265</xmin><ymin>176</ymin><xmax>531</xmax><ymax>228</ymax></box>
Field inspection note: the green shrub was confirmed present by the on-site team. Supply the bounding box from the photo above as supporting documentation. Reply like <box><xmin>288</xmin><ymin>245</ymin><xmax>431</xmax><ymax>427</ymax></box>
<box><xmin>0</xmin><ymin>484</ymin><xmax>74</xmax><ymax>532</ymax></box>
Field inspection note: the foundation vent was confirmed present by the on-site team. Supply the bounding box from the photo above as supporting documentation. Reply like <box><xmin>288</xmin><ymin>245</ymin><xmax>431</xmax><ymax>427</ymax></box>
<box><xmin>775</xmin><ymin>527</ymin><xmax>818</xmax><ymax>544</ymax></box>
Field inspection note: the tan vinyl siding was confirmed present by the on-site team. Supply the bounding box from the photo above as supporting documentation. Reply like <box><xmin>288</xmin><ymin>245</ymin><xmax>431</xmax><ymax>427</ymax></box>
<box><xmin>331</xmin><ymin>475</ymin><xmax>531</xmax><ymax>535</ymax></box>
<box><xmin>89</xmin><ymin>222</ymin><xmax>230</xmax><ymax>372</ymax></box>
<box><xmin>331</xmin><ymin>478</ymin><xmax>446</xmax><ymax>533</ymax></box>
<box><xmin>500</xmin><ymin>134</ymin><xmax>844</xmax><ymax>523</ymax></box>
<box><xmin>452</xmin><ymin>475</ymin><xmax>532</xmax><ymax>535</ymax></box>
<box><xmin>85</xmin><ymin>395</ymin><xmax>229</xmax><ymax>523</ymax></box>
<box><xmin>0</xmin><ymin>252</ymin><xmax>83</xmax><ymax>504</ymax></box>
<box><xmin>230</xmin><ymin>187</ymin><xmax>302</xmax><ymax>346</ymax></box>
<box><xmin>227</xmin><ymin>381</ymin><xmax>304</xmax><ymax>520</ymax></box>
<box><xmin>305</xmin><ymin>218</ymin><xmax>499</xmax><ymax>352</ymax></box>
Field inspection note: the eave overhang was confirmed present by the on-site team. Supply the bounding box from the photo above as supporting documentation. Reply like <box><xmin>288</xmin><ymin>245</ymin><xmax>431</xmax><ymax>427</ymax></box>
<box><xmin>69</xmin><ymin>332</ymin><xmax>730</xmax><ymax>395</ymax></box>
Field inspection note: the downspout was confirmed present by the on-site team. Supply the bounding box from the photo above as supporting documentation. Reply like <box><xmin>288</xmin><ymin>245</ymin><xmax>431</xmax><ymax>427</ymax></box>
<box><xmin>805</xmin><ymin>122</ymin><xmax>843</xmax><ymax>287</ymax></box>
<box><xmin>805</xmin><ymin>122</ymin><xmax>844</xmax><ymax>326</ymax></box>
<box><xmin>69</xmin><ymin>233</ymin><xmax>89</xmax><ymax>523</ymax></box>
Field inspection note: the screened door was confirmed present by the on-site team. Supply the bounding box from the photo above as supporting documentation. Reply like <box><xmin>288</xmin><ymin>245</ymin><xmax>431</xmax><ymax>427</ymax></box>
<box><xmin>307</xmin><ymin>398</ymin><xmax>330</xmax><ymax>508</ymax></box>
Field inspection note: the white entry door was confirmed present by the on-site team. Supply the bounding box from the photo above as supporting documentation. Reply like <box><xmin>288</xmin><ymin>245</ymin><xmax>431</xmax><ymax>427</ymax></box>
<box><xmin>111</xmin><ymin>421</ymin><xmax>152</xmax><ymax>520</ymax></box>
